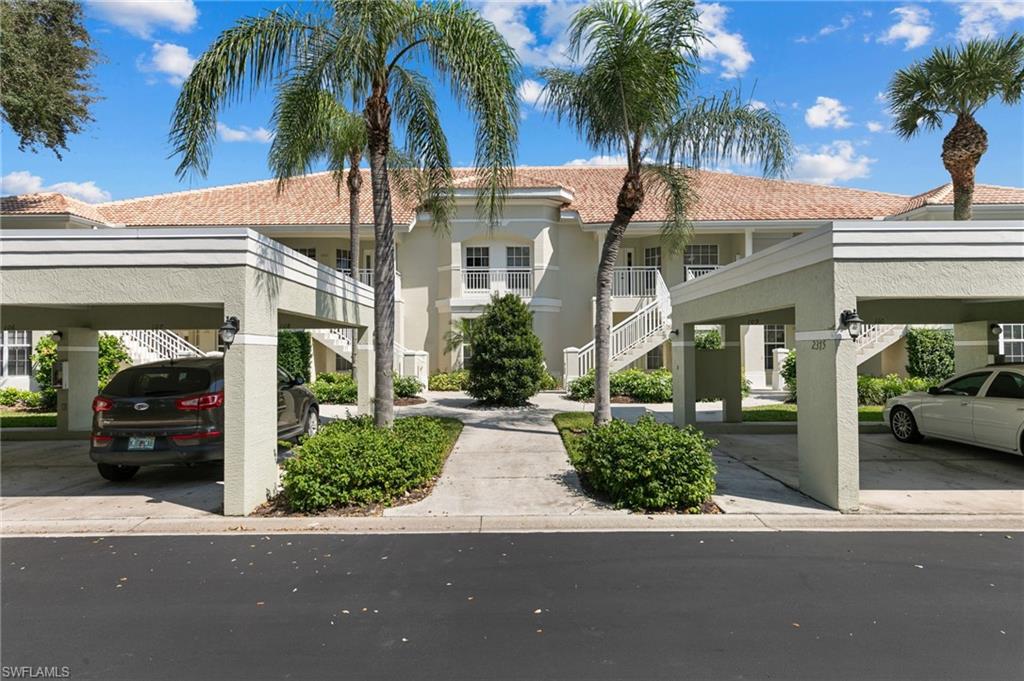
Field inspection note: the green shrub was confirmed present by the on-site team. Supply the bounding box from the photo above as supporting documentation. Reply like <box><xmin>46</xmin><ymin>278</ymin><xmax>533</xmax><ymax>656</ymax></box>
<box><xmin>905</xmin><ymin>328</ymin><xmax>954</xmax><ymax>380</ymax></box>
<box><xmin>465</xmin><ymin>294</ymin><xmax>546</xmax><ymax>406</ymax></box>
<box><xmin>281</xmin><ymin>416</ymin><xmax>462</xmax><ymax>512</ymax></box>
<box><xmin>0</xmin><ymin>387</ymin><xmax>43</xmax><ymax>409</ymax></box>
<box><xmin>567</xmin><ymin>372</ymin><xmax>595</xmax><ymax>400</ymax></box>
<box><xmin>567</xmin><ymin>368</ymin><xmax>673</xmax><ymax>402</ymax></box>
<box><xmin>572</xmin><ymin>415</ymin><xmax>717</xmax><ymax>511</ymax></box>
<box><xmin>857</xmin><ymin>374</ymin><xmax>935</xmax><ymax>405</ymax></box>
<box><xmin>277</xmin><ymin>330</ymin><xmax>312</xmax><ymax>382</ymax></box>
<box><xmin>393</xmin><ymin>373</ymin><xmax>423</xmax><ymax>398</ymax></box>
<box><xmin>310</xmin><ymin>373</ymin><xmax>357</xmax><ymax>404</ymax></box>
<box><xmin>428</xmin><ymin>370</ymin><xmax>469</xmax><ymax>391</ymax></box>
<box><xmin>33</xmin><ymin>333</ymin><xmax>130</xmax><ymax>392</ymax></box>
<box><xmin>539</xmin><ymin>371</ymin><xmax>558</xmax><ymax>391</ymax></box>
<box><xmin>780</xmin><ymin>349</ymin><xmax>797</xmax><ymax>401</ymax></box>
<box><xmin>695</xmin><ymin>328</ymin><xmax>722</xmax><ymax>350</ymax></box>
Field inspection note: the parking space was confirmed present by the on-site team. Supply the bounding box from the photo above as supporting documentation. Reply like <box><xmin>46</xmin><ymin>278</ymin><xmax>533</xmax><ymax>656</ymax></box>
<box><xmin>716</xmin><ymin>433</ymin><xmax>1024</xmax><ymax>514</ymax></box>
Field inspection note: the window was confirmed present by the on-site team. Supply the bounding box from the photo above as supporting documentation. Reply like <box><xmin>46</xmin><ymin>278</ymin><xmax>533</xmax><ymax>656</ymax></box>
<box><xmin>985</xmin><ymin>372</ymin><xmax>1024</xmax><ymax>399</ymax></box>
<box><xmin>644</xmin><ymin>247</ymin><xmax>662</xmax><ymax>268</ymax></box>
<box><xmin>645</xmin><ymin>346</ymin><xmax>664</xmax><ymax>370</ymax></box>
<box><xmin>506</xmin><ymin>246</ymin><xmax>530</xmax><ymax>268</ymax></box>
<box><xmin>1001</xmin><ymin>324</ymin><xmax>1024</xmax><ymax>363</ymax></box>
<box><xmin>465</xmin><ymin>246</ymin><xmax>490</xmax><ymax>269</ymax></box>
<box><xmin>295</xmin><ymin>247</ymin><xmax>316</xmax><ymax>261</ymax></box>
<box><xmin>684</xmin><ymin>244</ymin><xmax>718</xmax><ymax>266</ymax></box>
<box><xmin>335</xmin><ymin>249</ymin><xmax>351</xmax><ymax>272</ymax></box>
<box><xmin>105</xmin><ymin>366</ymin><xmax>212</xmax><ymax>397</ymax></box>
<box><xmin>460</xmin><ymin>318</ymin><xmax>477</xmax><ymax>369</ymax></box>
<box><xmin>940</xmin><ymin>372</ymin><xmax>992</xmax><ymax>397</ymax></box>
<box><xmin>1</xmin><ymin>331</ymin><xmax>31</xmax><ymax>377</ymax></box>
<box><xmin>764</xmin><ymin>324</ymin><xmax>786</xmax><ymax>371</ymax></box>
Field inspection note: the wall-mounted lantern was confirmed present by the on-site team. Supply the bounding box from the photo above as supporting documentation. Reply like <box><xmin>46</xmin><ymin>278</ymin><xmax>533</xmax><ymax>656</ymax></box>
<box><xmin>219</xmin><ymin>316</ymin><xmax>240</xmax><ymax>350</ymax></box>
<box><xmin>840</xmin><ymin>309</ymin><xmax>865</xmax><ymax>340</ymax></box>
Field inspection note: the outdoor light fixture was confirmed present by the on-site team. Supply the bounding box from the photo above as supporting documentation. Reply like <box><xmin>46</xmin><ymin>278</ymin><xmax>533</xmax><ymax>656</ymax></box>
<box><xmin>840</xmin><ymin>309</ymin><xmax>865</xmax><ymax>340</ymax></box>
<box><xmin>991</xmin><ymin>323</ymin><xmax>1003</xmax><ymax>336</ymax></box>
<box><xmin>50</xmin><ymin>331</ymin><xmax>63</xmax><ymax>343</ymax></box>
<box><xmin>219</xmin><ymin>316</ymin><xmax>240</xmax><ymax>350</ymax></box>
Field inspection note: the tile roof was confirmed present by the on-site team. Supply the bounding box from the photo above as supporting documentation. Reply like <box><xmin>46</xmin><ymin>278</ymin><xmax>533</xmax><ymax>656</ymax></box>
<box><xmin>3</xmin><ymin>167</ymin><xmax>1021</xmax><ymax>227</ymax></box>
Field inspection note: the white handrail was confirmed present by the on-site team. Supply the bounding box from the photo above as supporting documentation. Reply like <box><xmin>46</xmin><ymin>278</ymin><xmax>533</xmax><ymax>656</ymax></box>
<box><xmin>611</xmin><ymin>266</ymin><xmax>660</xmax><ymax>297</ymax></box>
<box><xmin>463</xmin><ymin>267</ymin><xmax>533</xmax><ymax>297</ymax></box>
<box><xmin>684</xmin><ymin>265</ymin><xmax>720</xmax><ymax>281</ymax></box>
<box><xmin>117</xmin><ymin>329</ymin><xmax>205</xmax><ymax>361</ymax></box>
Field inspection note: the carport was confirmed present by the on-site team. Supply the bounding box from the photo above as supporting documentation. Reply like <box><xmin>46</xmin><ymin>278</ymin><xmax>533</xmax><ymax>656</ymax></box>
<box><xmin>0</xmin><ymin>227</ymin><xmax>375</xmax><ymax>515</ymax></box>
<box><xmin>669</xmin><ymin>220</ymin><xmax>1024</xmax><ymax>511</ymax></box>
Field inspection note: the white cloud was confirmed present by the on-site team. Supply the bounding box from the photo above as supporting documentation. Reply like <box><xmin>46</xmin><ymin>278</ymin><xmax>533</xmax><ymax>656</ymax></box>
<box><xmin>216</xmin><ymin>123</ymin><xmax>274</xmax><ymax>144</ymax></box>
<box><xmin>88</xmin><ymin>0</ymin><xmax>197</xmax><ymax>39</ymax></box>
<box><xmin>804</xmin><ymin>96</ymin><xmax>852</xmax><ymax>129</ymax></box>
<box><xmin>517</xmin><ymin>79</ymin><xmax>548</xmax><ymax>108</ymax></box>
<box><xmin>138</xmin><ymin>42</ymin><xmax>196</xmax><ymax>85</ymax></box>
<box><xmin>878</xmin><ymin>5</ymin><xmax>933</xmax><ymax>50</ymax></box>
<box><xmin>1</xmin><ymin>171</ymin><xmax>111</xmax><ymax>203</ymax></box>
<box><xmin>866</xmin><ymin>121</ymin><xmax>885</xmax><ymax>133</ymax></box>
<box><xmin>797</xmin><ymin>13</ymin><xmax>855</xmax><ymax>42</ymax></box>
<box><xmin>956</xmin><ymin>1</ymin><xmax>1024</xmax><ymax>41</ymax></box>
<box><xmin>564</xmin><ymin>154</ymin><xmax>627</xmax><ymax>167</ymax></box>
<box><xmin>475</xmin><ymin>1</ymin><xmax>581</xmax><ymax>68</ymax></box>
<box><xmin>791</xmin><ymin>141</ymin><xmax>874</xmax><ymax>185</ymax></box>
<box><xmin>697</xmin><ymin>2</ymin><xmax>753</xmax><ymax>78</ymax></box>
<box><xmin>748</xmin><ymin>99</ymin><xmax>767</xmax><ymax>111</ymax></box>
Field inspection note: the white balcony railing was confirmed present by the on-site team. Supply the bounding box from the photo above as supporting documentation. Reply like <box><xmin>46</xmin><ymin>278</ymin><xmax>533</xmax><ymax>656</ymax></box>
<box><xmin>462</xmin><ymin>267</ymin><xmax>533</xmax><ymax>297</ymax></box>
<box><xmin>612</xmin><ymin>266</ymin><xmax>660</xmax><ymax>297</ymax></box>
<box><xmin>684</xmin><ymin>265</ymin><xmax>720</xmax><ymax>281</ymax></box>
<box><xmin>340</xmin><ymin>268</ymin><xmax>374</xmax><ymax>286</ymax></box>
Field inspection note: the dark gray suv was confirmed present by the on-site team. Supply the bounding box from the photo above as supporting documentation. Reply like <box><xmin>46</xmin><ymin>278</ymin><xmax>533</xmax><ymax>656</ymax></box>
<box><xmin>89</xmin><ymin>356</ymin><xmax>318</xmax><ymax>481</ymax></box>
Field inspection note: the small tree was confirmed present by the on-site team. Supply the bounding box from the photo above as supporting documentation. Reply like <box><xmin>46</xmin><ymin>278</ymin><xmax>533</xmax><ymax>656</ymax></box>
<box><xmin>465</xmin><ymin>294</ymin><xmax>545</xmax><ymax>406</ymax></box>
<box><xmin>905</xmin><ymin>328</ymin><xmax>954</xmax><ymax>380</ymax></box>
<box><xmin>277</xmin><ymin>330</ymin><xmax>312</xmax><ymax>381</ymax></box>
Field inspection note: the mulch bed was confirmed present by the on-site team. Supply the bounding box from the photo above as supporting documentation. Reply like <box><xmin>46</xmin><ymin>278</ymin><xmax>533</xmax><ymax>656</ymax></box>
<box><xmin>394</xmin><ymin>396</ymin><xmax>427</xmax><ymax>406</ymax></box>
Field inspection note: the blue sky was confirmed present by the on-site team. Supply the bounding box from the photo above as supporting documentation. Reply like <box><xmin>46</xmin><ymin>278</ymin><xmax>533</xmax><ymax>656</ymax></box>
<box><xmin>2</xmin><ymin>0</ymin><xmax>1023</xmax><ymax>203</ymax></box>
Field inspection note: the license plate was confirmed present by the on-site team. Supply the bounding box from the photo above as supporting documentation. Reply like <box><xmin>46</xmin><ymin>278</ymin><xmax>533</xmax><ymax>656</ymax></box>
<box><xmin>128</xmin><ymin>436</ymin><xmax>155</xmax><ymax>450</ymax></box>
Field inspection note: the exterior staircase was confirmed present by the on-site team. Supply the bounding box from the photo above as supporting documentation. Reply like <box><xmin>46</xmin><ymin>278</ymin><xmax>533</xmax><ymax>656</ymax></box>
<box><xmin>563</xmin><ymin>271</ymin><xmax>672</xmax><ymax>385</ymax></box>
<box><xmin>855</xmin><ymin>324</ymin><xmax>908</xmax><ymax>365</ymax></box>
<box><xmin>115</xmin><ymin>329</ymin><xmax>206</xmax><ymax>364</ymax></box>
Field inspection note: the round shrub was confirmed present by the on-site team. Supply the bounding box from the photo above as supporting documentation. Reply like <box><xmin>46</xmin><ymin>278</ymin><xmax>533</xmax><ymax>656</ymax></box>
<box><xmin>428</xmin><ymin>370</ymin><xmax>469</xmax><ymax>391</ymax></box>
<box><xmin>567</xmin><ymin>372</ymin><xmax>595</xmax><ymax>401</ymax></box>
<box><xmin>393</xmin><ymin>373</ymin><xmax>423</xmax><ymax>398</ymax></box>
<box><xmin>568</xmin><ymin>368</ymin><xmax>672</xmax><ymax>402</ymax></box>
<box><xmin>539</xmin><ymin>371</ymin><xmax>558</xmax><ymax>391</ymax></box>
<box><xmin>905</xmin><ymin>328</ymin><xmax>954</xmax><ymax>380</ymax></box>
<box><xmin>281</xmin><ymin>416</ymin><xmax>461</xmax><ymax>512</ymax></box>
<box><xmin>573</xmin><ymin>415</ymin><xmax>717</xmax><ymax>511</ymax></box>
<box><xmin>465</xmin><ymin>293</ymin><xmax>545</xmax><ymax>406</ymax></box>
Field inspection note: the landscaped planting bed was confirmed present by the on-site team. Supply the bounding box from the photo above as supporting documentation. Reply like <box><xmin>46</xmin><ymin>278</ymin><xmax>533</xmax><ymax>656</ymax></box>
<box><xmin>742</xmin><ymin>404</ymin><xmax>884</xmax><ymax>422</ymax></box>
<box><xmin>262</xmin><ymin>416</ymin><xmax>462</xmax><ymax>515</ymax></box>
<box><xmin>309</xmin><ymin>372</ymin><xmax>426</xmax><ymax>406</ymax></box>
<box><xmin>554</xmin><ymin>412</ymin><xmax>719</xmax><ymax>513</ymax></box>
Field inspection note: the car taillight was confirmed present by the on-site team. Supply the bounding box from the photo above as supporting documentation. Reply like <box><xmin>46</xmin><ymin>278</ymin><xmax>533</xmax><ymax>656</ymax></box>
<box><xmin>92</xmin><ymin>435</ymin><xmax>113</xmax><ymax>447</ymax></box>
<box><xmin>170</xmin><ymin>430</ymin><xmax>222</xmax><ymax>446</ymax></box>
<box><xmin>175</xmin><ymin>391</ymin><xmax>224</xmax><ymax>411</ymax></box>
<box><xmin>92</xmin><ymin>396</ymin><xmax>113</xmax><ymax>412</ymax></box>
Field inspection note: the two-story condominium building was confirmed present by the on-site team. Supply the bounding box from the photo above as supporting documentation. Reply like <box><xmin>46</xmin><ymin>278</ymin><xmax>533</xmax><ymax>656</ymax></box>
<box><xmin>3</xmin><ymin>167</ymin><xmax>1023</xmax><ymax>391</ymax></box>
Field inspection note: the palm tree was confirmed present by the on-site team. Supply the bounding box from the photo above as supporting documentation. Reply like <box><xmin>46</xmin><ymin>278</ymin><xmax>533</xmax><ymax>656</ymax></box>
<box><xmin>539</xmin><ymin>0</ymin><xmax>791</xmax><ymax>424</ymax></box>
<box><xmin>169</xmin><ymin>0</ymin><xmax>520</xmax><ymax>426</ymax></box>
<box><xmin>887</xmin><ymin>34</ymin><xmax>1024</xmax><ymax>220</ymax></box>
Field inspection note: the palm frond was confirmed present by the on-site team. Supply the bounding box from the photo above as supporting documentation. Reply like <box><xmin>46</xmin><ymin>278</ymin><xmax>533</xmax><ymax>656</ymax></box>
<box><xmin>641</xmin><ymin>164</ymin><xmax>696</xmax><ymax>254</ymax></box>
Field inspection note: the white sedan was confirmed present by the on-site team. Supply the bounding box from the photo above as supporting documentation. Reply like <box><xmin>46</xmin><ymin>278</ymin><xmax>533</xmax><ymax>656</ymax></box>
<box><xmin>883</xmin><ymin>365</ymin><xmax>1024</xmax><ymax>455</ymax></box>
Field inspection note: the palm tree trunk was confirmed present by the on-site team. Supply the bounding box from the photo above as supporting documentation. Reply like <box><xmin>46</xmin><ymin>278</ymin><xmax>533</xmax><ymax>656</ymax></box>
<box><xmin>365</xmin><ymin>89</ymin><xmax>395</xmax><ymax>427</ymax></box>
<box><xmin>347</xmin><ymin>153</ymin><xmax>362</xmax><ymax>379</ymax></box>
<box><xmin>942</xmin><ymin>113</ymin><xmax>988</xmax><ymax>221</ymax></box>
<box><xmin>594</xmin><ymin>171</ymin><xmax>644</xmax><ymax>425</ymax></box>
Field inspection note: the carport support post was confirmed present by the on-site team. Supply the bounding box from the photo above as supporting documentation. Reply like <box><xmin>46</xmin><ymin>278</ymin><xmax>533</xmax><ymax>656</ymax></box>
<box><xmin>723</xmin><ymin>321</ymin><xmax>743</xmax><ymax>423</ymax></box>
<box><xmin>222</xmin><ymin>303</ymin><xmax>280</xmax><ymax>516</ymax></box>
<box><xmin>954</xmin><ymin>321</ymin><xmax>1000</xmax><ymax>372</ymax></box>
<box><xmin>794</xmin><ymin>302</ymin><xmax>859</xmax><ymax>511</ymax></box>
<box><xmin>356</xmin><ymin>326</ymin><xmax>375</xmax><ymax>416</ymax></box>
<box><xmin>55</xmin><ymin>328</ymin><xmax>98</xmax><ymax>434</ymax></box>
<box><xmin>671</xmin><ymin>323</ymin><xmax>697</xmax><ymax>427</ymax></box>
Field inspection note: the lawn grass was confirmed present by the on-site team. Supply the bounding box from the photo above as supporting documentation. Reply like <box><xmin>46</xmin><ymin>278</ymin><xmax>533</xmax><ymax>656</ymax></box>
<box><xmin>552</xmin><ymin>412</ymin><xmax>592</xmax><ymax>464</ymax></box>
<box><xmin>742</xmin><ymin>404</ymin><xmax>883</xmax><ymax>422</ymax></box>
<box><xmin>0</xmin><ymin>411</ymin><xmax>57</xmax><ymax>428</ymax></box>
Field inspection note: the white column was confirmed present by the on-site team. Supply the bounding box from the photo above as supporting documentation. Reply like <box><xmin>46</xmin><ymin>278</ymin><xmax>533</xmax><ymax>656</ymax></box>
<box><xmin>562</xmin><ymin>346</ymin><xmax>581</xmax><ymax>386</ymax></box>
<box><xmin>55</xmin><ymin>327</ymin><xmax>98</xmax><ymax>434</ymax></box>
<box><xmin>954</xmin><ymin>321</ymin><xmax>1000</xmax><ymax>373</ymax></box>
<box><xmin>356</xmin><ymin>325</ymin><xmax>375</xmax><ymax>415</ymax></box>
<box><xmin>744</xmin><ymin>229</ymin><xmax>754</xmax><ymax>257</ymax></box>
<box><xmin>742</xmin><ymin>324</ymin><xmax>766</xmax><ymax>388</ymax></box>
<box><xmin>723</xmin><ymin>321</ymin><xmax>742</xmax><ymax>423</ymax></box>
<box><xmin>671</xmin><ymin>323</ymin><xmax>697</xmax><ymax>427</ymax></box>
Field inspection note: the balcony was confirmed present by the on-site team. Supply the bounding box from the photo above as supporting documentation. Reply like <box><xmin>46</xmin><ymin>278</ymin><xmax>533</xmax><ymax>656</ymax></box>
<box><xmin>684</xmin><ymin>265</ymin><xmax>720</xmax><ymax>281</ymax></box>
<box><xmin>462</xmin><ymin>267</ymin><xmax>534</xmax><ymax>297</ymax></box>
<box><xmin>612</xmin><ymin>266</ymin><xmax>660</xmax><ymax>297</ymax></box>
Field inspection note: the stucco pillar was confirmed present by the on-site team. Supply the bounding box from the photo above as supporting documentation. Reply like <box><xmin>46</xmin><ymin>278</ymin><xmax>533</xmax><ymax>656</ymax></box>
<box><xmin>794</xmin><ymin>300</ymin><xmax>860</xmax><ymax>512</ymax></box>
<box><xmin>55</xmin><ymin>327</ymin><xmax>98</xmax><ymax>434</ymax></box>
<box><xmin>742</xmin><ymin>324</ymin><xmax>766</xmax><ymax>388</ymax></box>
<box><xmin>743</xmin><ymin>229</ymin><xmax>754</xmax><ymax>257</ymax></box>
<box><xmin>449</xmin><ymin>242</ymin><xmax>463</xmax><ymax>300</ymax></box>
<box><xmin>954</xmin><ymin>321</ymin><xmax>1000</xmax><ymax>373</ymax></box>
<box><xmin>671</xmin><ymin>323</ymin><xmax>696</xmax><ymax>427</ymax></box>
<box><xmin>222</xmin><ymin>277</ymin><xmax>280</xmax><ymax>516</ymax></box>
<box><xmin>356</xmin><ymin>325</ymin><xmax>375</xmax><ymax>415</ymax></box>
<box><xmin>723</xmin><ymin>321</ymin><xmax>742</xmax><ymax>423</ymax></box>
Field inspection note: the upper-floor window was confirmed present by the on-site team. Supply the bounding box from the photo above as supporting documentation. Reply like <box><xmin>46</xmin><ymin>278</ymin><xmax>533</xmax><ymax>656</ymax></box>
<box><xmin>1002</xmin><ymin>324</ymin><xmax>1024</xmax><ymax>363</ymax></box>
<box><xmin>335</xmin><ymin>249</ymin><xmax>351</xmax><ymax>272</ymax></box>
<box><xmin>1</xmin><ymin>331</ymin><xmax>31</xmax><ymax>377</ymax></box>
<box><xmin>684</xmin><ymin>244</ymin><xmax>719</xmax><ymax>266</ymax></box>
<box><xmin>506</xmin><ymin>246</ymin><xmax>530</xmax><ymax>269</ymax></box>
<box><xmin>295</xmin><ymin>247</ymin><xmax>316</xmax><ymax>261</ymax></box>
<box><xmin>465</xmin><ymin>246</ymin><xmax>490</xmax><ymax>269</ymax></box>
<box><xmin>644</xmin><ymin>247</ymin><xmax>662</xmax><ymax>268</ymax></box>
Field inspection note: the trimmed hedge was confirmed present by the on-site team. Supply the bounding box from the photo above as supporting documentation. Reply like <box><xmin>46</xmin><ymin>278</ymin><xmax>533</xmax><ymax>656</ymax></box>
<box><xmin>393</xmin><ymin>374</ymin><xmax>424</xmax><ymax>398</ymax></box>
<box><xmin>0</xmin><ymin>387</ymin><xmax>44</xmax><ymax>409</ymax></box>
<box><xmin>857</xmin><ymin>374</ymin><xmax>935</xmax><ymax>405</ymax></box>
<box><xmin>558</xmin><ymin>414</ymin><xmax>717</xmax><ymax>512</ymax></box>
<box><xmin>905</xmin><ymin>328</ymin><xmax>954</xmax><ymax>380</ymax></box>
<box><xmin>310</xmin><ymin>373</ymin><xmax>358</xmax><ymax>404</ymax></box>
<box><xmin>281</xmin><ymin>416</ymin><xmax>462</xmax><ymax>512</ymax></box>
<box><xmin>567</xmin><ymin>368</ymin><xmax>673</xmax><ymax>403</ymax></box>
<box><xmin>429</xmin><ymin>370</ymin><xmax>469</xmax><ymax>391</ymax></box>
<box><xmin>277</xmin><ymin>330</ymin><xmax>312</xmax><ymax>382</ymax></box>
<box><xmin>465</xmin><ymin>294</ymin><xmax>546</xmax><ymax>405</ymax></box>
<box><xmin>695</xmin><ymin>328</ymin><xmax>722</xmax><ymax>350</ymax></box>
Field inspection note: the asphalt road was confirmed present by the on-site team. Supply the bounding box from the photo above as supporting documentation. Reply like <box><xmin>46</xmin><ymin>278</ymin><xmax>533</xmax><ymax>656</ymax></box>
<box><xmin>2</xmin><ymin>532</ymin><xmax>1021</xmax><ymax>681</ymax></box>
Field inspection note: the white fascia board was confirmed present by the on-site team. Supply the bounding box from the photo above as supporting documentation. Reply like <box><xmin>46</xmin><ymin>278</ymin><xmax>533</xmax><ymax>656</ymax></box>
<box><xmin>436</xmin><ymin>297</ymin><xmax>562</xmax><ymax>313</ymax></box>
<box><xmin>256</xmin><ymin>223</ymin><xmax>379</xmax><ymax>238</ymax></box>
<box><xmin>885</xmin><ymin>203</ymin><xmax>1024</xmax><ymax>221</ymax></box>
<box><xmin>452</xmin><ymin>187</ymin><xmax>574</xmax><ymax>204</ymax></box>
<box><xmin>579</xmin><ymin>219</ymin><xmax>832</xmax><ymax>234</ymax></box>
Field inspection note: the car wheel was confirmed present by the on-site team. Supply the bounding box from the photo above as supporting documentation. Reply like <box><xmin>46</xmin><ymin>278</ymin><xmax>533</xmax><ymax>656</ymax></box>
<box><xmin>303</xmin><ymin>407</ymin><xmax>319</xmax><ymax>439</ymax></box>
<box><xmin>890</xmin><ymin>406</ymin><xmax>923</xmax><ymax>443</ymax></box>
<box><xmin>97</xmin><ymin>463</ymin><xmax>140</xmax><ymax>482</ymax></box>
